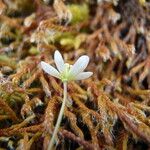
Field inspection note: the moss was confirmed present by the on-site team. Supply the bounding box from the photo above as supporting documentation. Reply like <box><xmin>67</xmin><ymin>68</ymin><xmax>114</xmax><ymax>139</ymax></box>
<box><xmin>68</xmin><ymin>4</ymin><xmax>89</xmax><ymax>24</ymax></box>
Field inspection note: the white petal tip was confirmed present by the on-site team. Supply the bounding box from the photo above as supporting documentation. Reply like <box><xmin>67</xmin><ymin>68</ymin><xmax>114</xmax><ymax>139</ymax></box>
<box><xmin>54</xmin><ymin>50</ymin><xmax>65</xmax><ymax>72</ymax></box>
<box><xmin>54</xmin><ymin>50</ymin><xmax>61</xmax><ymax>56</ymax></box>
<box><xmin>40</xmin><ymin>61</ymin><xmax>60</xmax><ymax>79</ymax></box>
<box><xmin>69</xmin><ymin>55</ymin><xmax>90</xmax><ymax>76</ymax></box>
<box><xmin>75</xmin><ymin>72</ymin><xmax>93</xmax><ymax>80</ymax></box>
<box><xmin>81</xmin><ymin>55</ymin><xmax>89</xmax><ymax>63</ymax></box>
<box><xmin>41</xmin><ymin>61</ymin><xmax>47</xmax><ymax>68</ymax></box>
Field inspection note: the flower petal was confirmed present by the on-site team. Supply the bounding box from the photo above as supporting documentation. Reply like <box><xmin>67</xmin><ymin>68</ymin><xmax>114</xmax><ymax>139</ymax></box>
<box><xmin>69</xmin><ymin>55</ymin><xmax>89</xmax><ymax>76</ymax></box>
<box><xmin>75</xmin><ymin>72</ymin><xmax>93</xmax><ymax>80</ymax></box>
<box><xmin>41</xmin><ymin>61</ymin><xmax>60</xmax><ymax>79</ymax></box>
<box><xmin>54</xmin><ymin>50</ymin><xmax>65</xmax><ymax>73</ymax></box>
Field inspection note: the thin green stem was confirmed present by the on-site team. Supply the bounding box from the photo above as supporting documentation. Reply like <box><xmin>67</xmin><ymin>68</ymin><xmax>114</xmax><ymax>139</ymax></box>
<box><xmin>48</xmin><ymin>82</ymin><xmax>67</xmax><ymax>150</ymax></box>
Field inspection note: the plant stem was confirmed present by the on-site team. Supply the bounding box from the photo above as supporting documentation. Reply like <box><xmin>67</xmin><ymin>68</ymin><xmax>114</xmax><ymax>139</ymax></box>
<box><xmin>48</xmin><ymin>82</ymin><xmax>67</xmax><ymax>150</ymax></box>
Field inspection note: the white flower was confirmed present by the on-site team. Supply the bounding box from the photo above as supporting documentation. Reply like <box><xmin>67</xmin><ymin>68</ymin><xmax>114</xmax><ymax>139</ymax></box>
<box><xmin>41</xmin><ymin>50</ymin><xmax>93</xmax><ymax>82</ymax></box>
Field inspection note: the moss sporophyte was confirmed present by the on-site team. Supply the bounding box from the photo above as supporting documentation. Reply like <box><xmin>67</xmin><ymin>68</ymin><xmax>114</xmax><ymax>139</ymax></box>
<box><xmin>40</xmin><ymin>50</ymin><xmax>93</xmax><ymax>150</ymax></box>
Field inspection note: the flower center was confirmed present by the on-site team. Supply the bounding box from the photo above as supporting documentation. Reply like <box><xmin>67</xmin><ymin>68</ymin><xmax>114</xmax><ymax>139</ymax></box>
<box><xmin>60</xmin><ymin>63</ymin><xmax>72</xmax><ymax>82</ymax></box>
